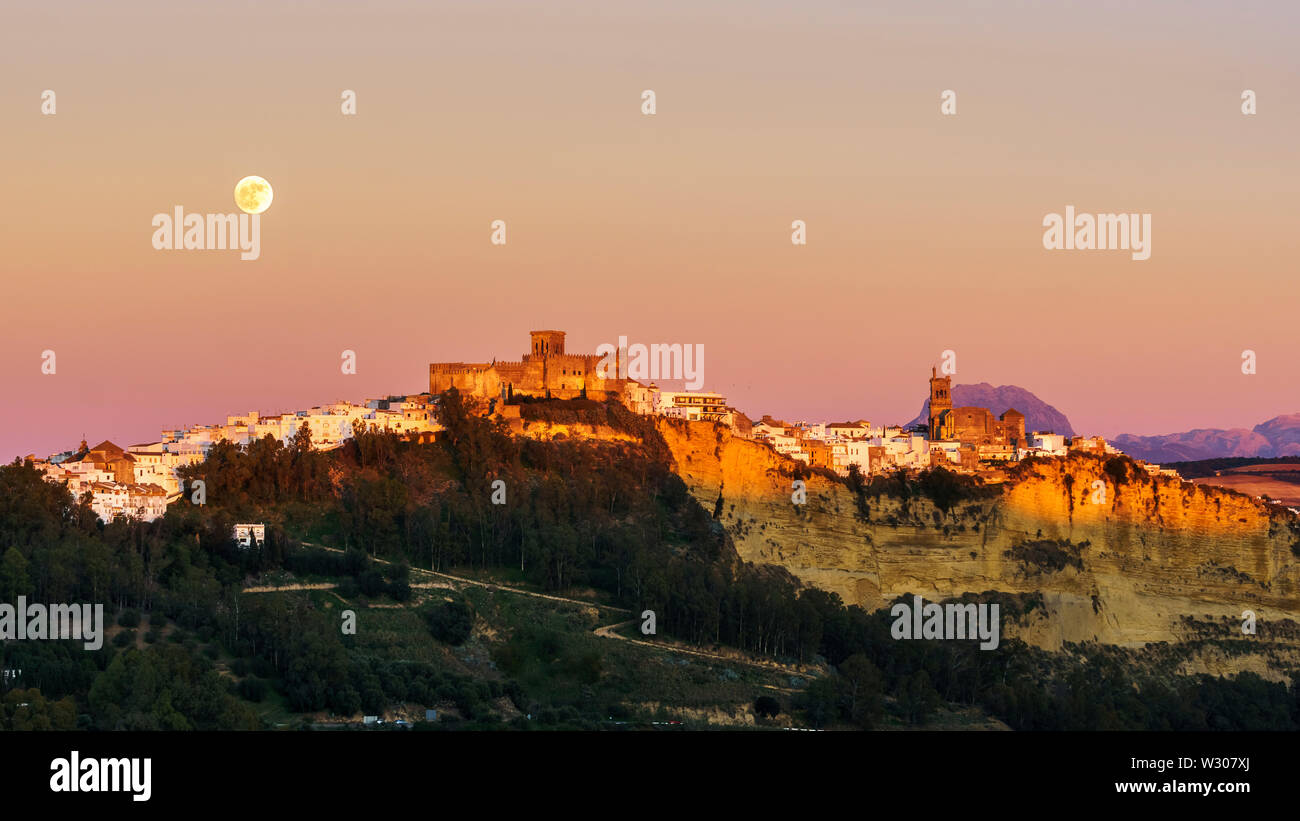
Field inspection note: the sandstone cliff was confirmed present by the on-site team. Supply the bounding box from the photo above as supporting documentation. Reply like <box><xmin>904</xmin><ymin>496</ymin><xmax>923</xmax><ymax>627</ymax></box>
<box><xmin>654</xmin><ymin>420</ymin><xmax>1300</xmax><ymax>660</ymax></box>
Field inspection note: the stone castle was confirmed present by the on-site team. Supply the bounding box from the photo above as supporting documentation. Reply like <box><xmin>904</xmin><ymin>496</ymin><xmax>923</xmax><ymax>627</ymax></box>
<box><xmin>928</xmin><ymin>367</ymin><xmax>1025</xmax><ymax>448</ymax></box>
<box><xmin>429</xmin><ymin>330</ymin><xmax>632</xmax><ymax>403</ymax></box>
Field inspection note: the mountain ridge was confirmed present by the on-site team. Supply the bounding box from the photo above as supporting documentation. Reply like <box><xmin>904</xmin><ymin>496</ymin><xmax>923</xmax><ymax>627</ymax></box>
<box><xmin>1115</xmin><ymin>413</ymin><xmax>1300</xmax><ymax>462</ymax></box>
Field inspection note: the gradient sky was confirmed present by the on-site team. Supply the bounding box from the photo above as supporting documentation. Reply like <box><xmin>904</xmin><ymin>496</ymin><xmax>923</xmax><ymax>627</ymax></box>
<box><xmin>2</xmin><ymin>0</ymin><xmax>1298</xmax><ymax>461</ymax></box>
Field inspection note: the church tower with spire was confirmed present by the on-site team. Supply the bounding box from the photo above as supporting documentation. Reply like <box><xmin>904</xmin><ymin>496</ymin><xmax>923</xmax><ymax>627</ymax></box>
<box><xmin>928</xmin><ymin>366</ymin><xmax>952</xmax><ymax>440</ymax></box>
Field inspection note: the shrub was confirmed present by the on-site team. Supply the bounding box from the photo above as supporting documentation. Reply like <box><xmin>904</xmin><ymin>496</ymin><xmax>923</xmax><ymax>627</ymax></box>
<box><xmin>337</xmin><ymin>577</ymin><xmax>360</xmax><ymax>598</ymax></box>
<box><xmin>1103</xmin><ymin>456</ymin><xmax>1130</xmax><ymax>487</ymax></box>
<box><xmin>1005</xmin><ymin>539</ymin><xmax>1085</xmax><ymax>574</ymax></box>
<box><xmin>238</xmin><ymin>677</ymin><xmax>268</xmax><ymax>702</ymax></box>
<box><xmin>426</xmin><ymin>599</ymin><xmax>474</xmax><ymax>646</ymax></box>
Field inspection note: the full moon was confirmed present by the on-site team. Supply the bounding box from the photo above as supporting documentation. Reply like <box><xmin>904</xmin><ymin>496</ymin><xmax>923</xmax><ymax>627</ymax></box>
<box><xmin>234</xmin><ymin>176</ymin><xmax>273</xmax><ymax>214</ymax></box>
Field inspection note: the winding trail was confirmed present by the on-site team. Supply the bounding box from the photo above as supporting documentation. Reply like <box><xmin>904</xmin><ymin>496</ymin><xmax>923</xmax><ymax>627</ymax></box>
<box><xmin>595</xmin><ymin>620</ymin><xmax>814</xmax><ymax>679</ymax></box>
<box><xmin>241</xmin><ymin>582</ymin><xmax>337</xmax><ymax>594</ymax></box>
<box><xmin>247</xmin><ymin>542</ymin><xmax>812</xmax><ymax>680</ymax></box>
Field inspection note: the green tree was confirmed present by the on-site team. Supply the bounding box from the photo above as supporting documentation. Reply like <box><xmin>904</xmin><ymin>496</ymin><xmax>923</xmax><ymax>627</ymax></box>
<box><xmin>899</xmin><ymin>669</ymin><xmax>941</xmax><ymax>726</ymax></box>
<box><xmin>838</xmin><ymin>653</ymin><xmax>884</xmax><ymax>728</ymax></box>
<box><xmin>803</xmin><ymin>675</ymin><xmax>840</xmax><ymax>728</ymax></box>
<box><xmin>0</xmin><ymin>547</ymin><xmax>31</xmax><ymax>600</ymax></box>
<box><xmin>754</xmin><ymin>695</ymin><xmax>781</xmax><ymax>719</ymax></box>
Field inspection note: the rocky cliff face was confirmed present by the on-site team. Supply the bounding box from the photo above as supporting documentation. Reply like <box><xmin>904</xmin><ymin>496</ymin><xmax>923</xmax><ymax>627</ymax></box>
<box><xmin>654</xmin><ymin>420</ymin><xmax>1300</xmax><ymax>659</ymax></box>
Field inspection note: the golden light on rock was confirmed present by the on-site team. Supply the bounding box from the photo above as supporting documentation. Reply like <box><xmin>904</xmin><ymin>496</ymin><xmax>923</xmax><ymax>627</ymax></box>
<box><xmin>234</xmin><ymin>176</ymin><xmax>273</xmax><ymax>214</ymax></box>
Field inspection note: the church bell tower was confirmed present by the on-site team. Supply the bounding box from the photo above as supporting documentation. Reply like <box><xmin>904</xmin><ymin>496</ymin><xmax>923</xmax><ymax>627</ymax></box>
<box><xmin>928</xmin><ymin>366</ymin><xmax>952</xmax><ymax>440</ymax></box>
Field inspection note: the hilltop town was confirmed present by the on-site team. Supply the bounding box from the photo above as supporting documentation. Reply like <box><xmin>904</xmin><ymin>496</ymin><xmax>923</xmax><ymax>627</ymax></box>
<box><xmin>25</xmin><ymin>396</ymin><xmax>442</xmax><ymax>521</ymax></box>
<box><xmin>24</xmin><ymin>328</ymin><xmax>1181</xmax><ymax>523</ymax></box>
<box><xmin>751</xmin><ymin>367</ymin><xmax>1180</xmax><ymax>484</ymax></box>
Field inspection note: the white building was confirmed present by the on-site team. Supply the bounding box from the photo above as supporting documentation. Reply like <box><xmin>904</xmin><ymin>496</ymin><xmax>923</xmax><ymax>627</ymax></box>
<box><xmin>794</xmin><ymin>422</ymin><xmax>827</xmax><ymax>440</ymax></box>
<box><xmin>623</xmin><ymin>382</ymin><xmax>659</xmax><ymax>415</ymax></box>
<box><xmin>827</xmin><ymin>421</ymin><xmax>872</xmax><ymax>441</ymax></box>
<box><xmin>654</xmin><ymin>391</ymin><xmax>731</xmax><ymax>424</ymax></box>
<box><xmin>928</xmin><ymin>440</ymin><xmax>963</xmax><ymax>466</ymax></box>
<box><xmin>234</xmin><ymin>523</ymin><xmax>266</xmax><ymax>548</ymax></box>
<box><xmin>46</xmin><ymin>460</ymin><xmax>115</xmax><ymax>495</ymax></box>
<box><xmin>126</xmin><ymin>442</ymin><xmax>207</xmax><ymax>498</ymax></box>
<box><xmin>767</xmin><ymin>434</ymin><xmax>801</xmax><ymax>456</ymax></box>
<box><xmin>87</xmin><ymin>482</ymin><xmax>168</xmax><ymax>523</ymax></box>
<box><xmin>832</xmin><ymin>440</ymin><xmax>870</xmax><ymax>474</ymax></box>
<box><xmin>872</xmin><ymin>431</ymin><xmax>930</xmax><ymax>470</ymax></box>
<box><xmin>1029</xmin><ymin>432</ymin><xmax>1068</xmax><ymax>457</ymax></box>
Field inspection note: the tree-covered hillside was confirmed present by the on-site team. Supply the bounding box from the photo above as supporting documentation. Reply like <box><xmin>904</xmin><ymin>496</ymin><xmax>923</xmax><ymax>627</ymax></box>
<box><xmin>2</xmin><ymin>390</ymin><xmax>1296</xmax><ymax>731</ymax></box>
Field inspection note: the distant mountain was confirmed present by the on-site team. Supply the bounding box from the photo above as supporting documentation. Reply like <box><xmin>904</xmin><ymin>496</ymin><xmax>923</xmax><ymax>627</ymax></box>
<box><xmin>906</xmin><ymin>382</ymin><xmax>1075</xmax><ymax>437</ymax></box>
<box><xmin>1251</xmin><ymin>414</ymin><xmax>1300</xmax><ymax>455</ymax></box>
<box><xmin>1114</xmin><ymin>414</ymin><xmax>1300</xmax><ymax>463</ymax></box>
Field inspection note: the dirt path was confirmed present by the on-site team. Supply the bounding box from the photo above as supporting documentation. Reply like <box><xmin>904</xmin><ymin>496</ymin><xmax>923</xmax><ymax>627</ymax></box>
<box><xmin>297</xmin><ymin>542</ymin><xmax>632</xmax><ymax>615</ymax></box>
<box><xmin>273</xmin><ymin>542</ymin><xmax>810</xmax><ymax>679</ymax></box>
<box><xmin>242</xmin><ymin>582</ymin><xmax>338</xmax><ymax>593</ymax></box>
<box><xmin>595</xmin><ymin>620</ymin><xmax>815</xmax><ymax>679</ymax></box>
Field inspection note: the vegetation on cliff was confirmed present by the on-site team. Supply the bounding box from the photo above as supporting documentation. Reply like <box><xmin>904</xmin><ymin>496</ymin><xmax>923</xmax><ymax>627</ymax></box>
<box><xmin>1005</xmin><ymin>539</ymin><xmax>1088</xmax><ymax>574</ymax></box>
<box><xmin>843</xmin><ymin>464</ymin><xmax>996</xmax><ymax>524</ymax></box>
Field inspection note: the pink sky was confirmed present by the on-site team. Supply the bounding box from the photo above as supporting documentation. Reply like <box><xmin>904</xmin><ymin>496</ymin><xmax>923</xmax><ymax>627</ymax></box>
<box><xmin>2</xmin><ymin>1</ymin><xmax>1298</xmax><ymax>461</ymax></box>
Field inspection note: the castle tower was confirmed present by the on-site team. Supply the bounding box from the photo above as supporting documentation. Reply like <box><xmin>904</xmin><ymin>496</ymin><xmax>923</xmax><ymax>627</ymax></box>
<box><xmin>928</xmin><ymin>366</ymin><xmax>952</xmax><ymax>440</ymax></box>
<box><xmin>529</xmin><ymin>330</ymin><xmax>567</xmax><ymax>399</ymax></box>
<box><xmin>529</xmin><ymin>330</ymin><xmax>565</xmax><ymax>358</ymax></box>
